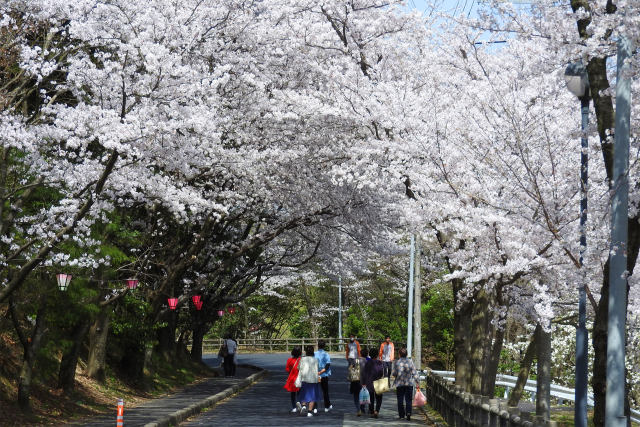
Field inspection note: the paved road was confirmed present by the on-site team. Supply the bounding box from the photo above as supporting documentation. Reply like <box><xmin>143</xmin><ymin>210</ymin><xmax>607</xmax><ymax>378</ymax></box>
<box><xmin>182</xmin><ymin>353</ymin><xmax>426</xmax><ymax>426</ymax></box>
<box><xmin>67</xmin><ymin>364</ymin><xmax>257</xmax><ymax>427</ymax></box>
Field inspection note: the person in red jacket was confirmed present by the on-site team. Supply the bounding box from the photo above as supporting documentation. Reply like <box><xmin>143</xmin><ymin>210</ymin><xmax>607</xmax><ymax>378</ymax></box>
<box><xmin>346</xmin><ymin>334</ymin><xmax>361</xmax><ymax>365</ymax></box>
<box><xmin>284</xmin><ymin>347</ymin><xmax>302</xmax><ymax>413</ymax></box>
<box><xmin>378</xmin><ymin>336</ymin><xmax>395</xmax><ymax>377</ymax></box>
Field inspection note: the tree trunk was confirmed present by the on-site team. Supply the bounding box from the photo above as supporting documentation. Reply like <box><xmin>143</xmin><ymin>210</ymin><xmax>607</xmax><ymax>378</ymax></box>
<box><xmin>469</xmin><ymin>288</ymin><xmax>489</xmax><ymax>394</ymax></box>
<box><xmin>191</xmin><ymin>323</ymin><xmax>207</xmax><ymax>363</ymax></box>
<box><xmin>536</xmin><ymin>322</ymin><xmax>551</xmax><ymax>421</ymax></box>
<box><xmin>16</xmin><ymin>300</ymin><xmax>47</xmax><ymax>412</ymax></box>
<box><xmin>143</xmin><ymin>343</ymin><xmax>154</xmax><ymax>377</ymax></box>
<box><xmin>120</xmin><ymin>343</ymin><xmax>146</xmax><ymax>385</ymax></box>
<box><xmin>483</xmin><ymin>287</ymin><xmax>508</xmax><ymax>397</ymax></box>
<box><xmin>156</xmin><ymin>311</ymin><xmax>177</xmax><ymax>360</ymax></box>
<box><xmin>592</xmin><ymin>259</ymin><xmax>609</xmax><ymax>427</ymax></box>
<box><xmin>58</xmin><ymin>319</ymin><xmax>90</xmax><ymax>394</ymax></box>
<box><xmin>508</xmin><ymin>325</ymin><xmax>538</xmax><ymax>407</ymax></box>
<box><xmin>175</xmin><ymin>329</ymin><xmax>191</xmax><ymax>361</ymax></box>
<box><xmin>483</xmin><ymin>320</ymin><xmax>506</xmax><ymax>397</ymax></box>
<box><xmin>453</xmin><ymin>278</ymin><xmax>472</xmax><ymax>391</ymax></box>
<box><xmin>87</xmin><ymin>307</ymin><xmax>110</xmax><ymax>382</ymax></box>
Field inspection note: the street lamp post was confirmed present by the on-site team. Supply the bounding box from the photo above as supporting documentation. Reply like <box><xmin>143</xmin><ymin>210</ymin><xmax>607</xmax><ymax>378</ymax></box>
<box><xmin>564</xmin><ymin>61</ymin><xmax>589</xmax><ymax>427</ymax></box>
<box><xmin>407</xmin><ymin>234</ymin><xmax>415</xmax><ymax>357</ymax></box>
<box><xmin>338</xmin><ymin>277</ymin><xmax>343</xmax><ymax>351</ymax></box>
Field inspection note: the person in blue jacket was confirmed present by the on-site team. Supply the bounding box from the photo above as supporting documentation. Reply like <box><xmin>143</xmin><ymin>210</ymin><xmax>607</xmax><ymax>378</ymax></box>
<box><xmin>315</xmin><ymin>340</ymin><xmax>333</xmax><ymax>412</ymax></box>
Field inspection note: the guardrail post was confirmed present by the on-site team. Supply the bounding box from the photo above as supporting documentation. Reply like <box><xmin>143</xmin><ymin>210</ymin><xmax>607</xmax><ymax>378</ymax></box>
<box><xmin>489</xmin><ymin>398</ymin><xmax>499</xmax><ymax>427</ymax></box>
<box><xmin>452</xmin><ymin>386</ymin><xmax>458</xmax><ymax>426</ymax></box>
<box><xmin>460</xmin><ymin>388</ymin><xmax>468</xmax><ymax>427</ymax></box>
<box><xmin>480</xmin><ymin>396</ymin><xmax>490</xmax><ymax>427</ymax></box>
<box><xmin>472</xmin><ymin>394</ymin><xmax>482</xmax><ymax>426</ymax></box>
<box><xmin>441</xmin><ymin>380</ymin><xmax>448</xmax><ymax>422</ymax></box>
<box><xmin>453</xmin><ymin>386</ymin><xmax>461</xmax><ymax>426</ymax></box>
<box><xmin>498</xmin><ymin>402</ymin><xmax>510</xmax><ymax>427</ymax></box>
<box><xmin>437</xmin><ymin>377</ymin><xmax>443</xmax><ymax>413</ymax></box>
<box><xmin>434</xmin><ymin>378</ymin><xmax>444</xmax><ymax>415</ymax></box>
<box><xmin>507</xmin><ymin>406</ymin><xmax>521</xmax><ymax>427</ymax></box>
<box><xmin>462</xmin><ymin>392</ymin><xmax>471</xmax><ymax>426</ymax></box>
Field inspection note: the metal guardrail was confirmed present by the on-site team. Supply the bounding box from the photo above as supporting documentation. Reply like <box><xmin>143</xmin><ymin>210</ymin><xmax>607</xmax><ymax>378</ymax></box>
<box><xmin>423</xmin><ymin>370</ymin><xmax>640</xmax><ymax>424</ymax></box>
<box><xmin>200</xmin><ymin>337</ymin><xmax>388</xmax><ymax>353</ymax></box>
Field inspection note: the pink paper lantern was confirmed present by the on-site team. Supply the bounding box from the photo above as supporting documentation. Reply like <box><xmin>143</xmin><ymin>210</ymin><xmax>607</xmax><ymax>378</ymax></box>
<box><xmin>191</xmin><ymin>295</ymin><xmax>201</xmax><ymax>304</ymax></box>
<box><xmin>217</xmin><ymin>310</ymin><xmax>224</xmax><ymax>317</ymax></box>
<box><xmin>194</xmin><ymin>301</ymin><xmax>203</xmax><ymax>311</ymax></box>
<box><xmin>126</xmin><ymin>279</ymin><xmax>138</xmax><ymax>290</ymax></box>
<box><xmin>167</xmin><ymin>298</ymin><xmax>178</xmax><ymax>310</ymax></box>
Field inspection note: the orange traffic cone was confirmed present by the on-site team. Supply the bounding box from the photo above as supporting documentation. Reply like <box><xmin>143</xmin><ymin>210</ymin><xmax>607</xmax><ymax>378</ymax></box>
<box><xmin>116</xmin><ymin>398</ymin><xmax>124</xmax><ymax>426</ymax></box>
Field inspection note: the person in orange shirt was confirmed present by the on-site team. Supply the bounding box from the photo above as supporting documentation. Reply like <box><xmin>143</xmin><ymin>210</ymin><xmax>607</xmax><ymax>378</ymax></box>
<box><xmin>346</xmin><ymin>334</ymin><xmax>361</xmax><ymax>365</ymax></box>
<box><xmin>379</xmin><ymin>336</ymin><xmax>395</xmax><ymax>377</ymax></box>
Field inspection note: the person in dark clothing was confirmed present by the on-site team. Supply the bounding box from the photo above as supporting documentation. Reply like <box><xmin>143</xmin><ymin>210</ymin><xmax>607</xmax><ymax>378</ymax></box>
<box><xmin>362</xmin><ymin>346</ymin><xmax>384</xmax><ymax>418</ymax></box>
<box><xmin>350</xmin><ymin>347</ymin><xmax>368</xmax><ymax>416</ymax></box>
<box><xmin>222</xmin><ymin>334</ymin><xmax>237</xmax><ymax>377</ymax></box>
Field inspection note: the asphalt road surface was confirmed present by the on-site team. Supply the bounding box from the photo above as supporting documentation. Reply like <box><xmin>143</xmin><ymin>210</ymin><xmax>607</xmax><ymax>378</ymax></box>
<box><xmin>182</xmin><ymin>352</ymin><xmax>426</xmax><ymax>426</ymax></box>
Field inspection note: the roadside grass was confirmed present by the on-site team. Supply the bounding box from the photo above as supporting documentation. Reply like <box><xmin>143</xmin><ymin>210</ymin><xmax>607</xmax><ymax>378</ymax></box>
<box><xmin>0</xmin><ymin>332</ymin><xmax>216</xmax><ymax>426</ymax></box>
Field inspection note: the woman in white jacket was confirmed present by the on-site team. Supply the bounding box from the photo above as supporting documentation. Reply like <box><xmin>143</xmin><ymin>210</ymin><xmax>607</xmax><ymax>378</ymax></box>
<box><xmin>296</xmin><ymin>345</ymin><xmax>321</xmax><ymax>417</ymax></box>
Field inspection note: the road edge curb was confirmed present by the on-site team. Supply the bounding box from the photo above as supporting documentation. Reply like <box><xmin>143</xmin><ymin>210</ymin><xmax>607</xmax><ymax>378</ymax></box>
<box><xmin>143</xmin><ymin>366</ymin><xmax>268</xmax><ymax>427</ymax></box>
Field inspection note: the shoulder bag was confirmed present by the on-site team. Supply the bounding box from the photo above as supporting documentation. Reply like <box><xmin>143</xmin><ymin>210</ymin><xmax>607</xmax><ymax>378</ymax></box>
<box><xmin>373</xmin><ymin>376</ymin><xmax>390</xmax><ymax>394</ymax></box>
<box><xmin>347</xmin><ymin>359</ymin><xmax>361</xmax><ymax>382</ymax></box>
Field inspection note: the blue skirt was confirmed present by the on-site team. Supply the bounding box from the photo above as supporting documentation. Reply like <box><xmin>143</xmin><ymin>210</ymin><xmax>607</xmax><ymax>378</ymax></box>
<box><xmin>298</xmin><ymin>382</ymin><xmax>321</xmax><ymax>402</ymax></box>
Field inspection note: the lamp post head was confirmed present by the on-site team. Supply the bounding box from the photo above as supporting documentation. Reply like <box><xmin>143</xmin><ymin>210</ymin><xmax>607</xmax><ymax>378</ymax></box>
<box><xmin>56</xmin><ymin>273</ymin><xmax>72</xmax><ymax>291</ymax></box>
<box><xmin>564</xmin><ymin>61</ymin><xmax>589</xmax><ymax>99</ymax></box>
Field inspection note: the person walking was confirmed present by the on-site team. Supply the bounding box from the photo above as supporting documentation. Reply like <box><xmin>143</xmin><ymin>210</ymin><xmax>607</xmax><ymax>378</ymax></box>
<box><xmin>296</xmin><ymin>345</ymin><xmax>321</xmax><ymax>417</ymax></box>
<box><xmin>391</xmin><ymin>347</ymin><xmax>421</xmax><ymax>421</ymax></box>
<box><xmin>346</xmin><ymin>334</ymin><xmax>361</xmax><ymax>365</ymax></box>
<box><xmin>315</xmin><ymin>340</ymin><xmax>332</xmax><ymax>412</ymax></box>
<box><xmin>349</xmin><ymin>347</ymin><xmax>368</xmax><ymax>416</ymax></box>
<box><xmin>222</xmin><ymin>334</ymin><xmax>237</xmax><ymax>377</ymax></box>
<box><xmin>362</xmin><ymin>347</ymin><xmax>385</xmax><ymax>418</ymax></box>
<box><xmin>284</xmin><ymin>347</ymin><xmax>302</xmax><ymax>413</ymax></box>
<box><xmin>379</xmin><ymin>335</ymin><xmax>395</xmax><ymax>377</ymax></box>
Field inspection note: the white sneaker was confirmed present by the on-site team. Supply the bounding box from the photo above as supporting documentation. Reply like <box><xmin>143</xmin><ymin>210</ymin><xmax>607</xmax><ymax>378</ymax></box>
<box><xmin>296</xmin><ymin>402</ymin><xmax>303</xmax><ymax>412</ymax></box>
<box><xmin>325</xmin><ymin>405</ymin><xmax>333</xmax><ymax>412</ymax></box>
<box><xmin>291</xmin><ymin>408</ymin><xmax>297</xmax><ymax>413</ymax></box>
<box><xmin>307</xmin><ymin>413</ymin><xmax>313</xmax><ymax>417</ymax></box>
<box><xmin>300</xmin><ymin>406</ymin><xmax>308</xmax><ymax>416</ymax></box>
<box><xmin>313</xmin><ymin>408</ymin><xmax>318</xmax><ymax>414</ymax></box>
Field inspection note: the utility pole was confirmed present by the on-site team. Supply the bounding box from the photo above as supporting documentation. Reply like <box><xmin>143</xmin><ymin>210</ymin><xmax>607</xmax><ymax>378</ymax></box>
<box><xmin>338</xmin><ymin>277</ymin><xmax>343</xmax><ymax>351</ymax></box>
<box><xmin>407</xmin><ymin>234</ymin><xmax>415</xmax><ymax>357</ymax></box>
<box><xmin>413</xmin><ymin>234</ymin><xmax>422</xmax><ymax>369</ymax></box>
<box><xmin>605</xmin><ymin>34</ymin><xmax>633</xmax><ymax>427</ymax></box>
